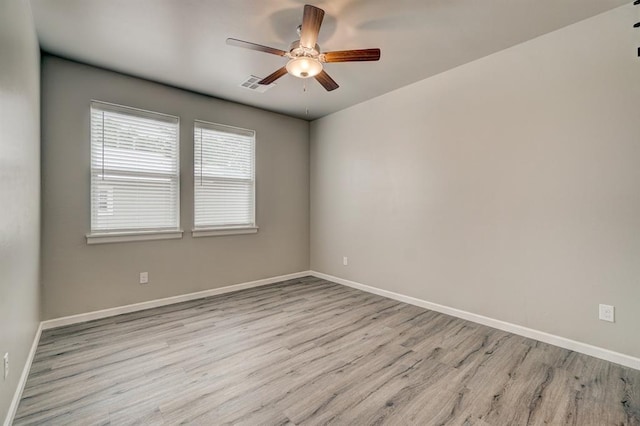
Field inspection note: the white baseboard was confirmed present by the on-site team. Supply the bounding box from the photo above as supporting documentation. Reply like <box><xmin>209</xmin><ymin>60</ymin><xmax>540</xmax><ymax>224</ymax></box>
<box><xmin>4</xmin><ymin>322</ymin><xmax>42</xmax><ymax>426</ymax></box>
<box><xmin>42</xmin><ymin>271</ymin><xmax>312</xmax><ymax>330</ymax></box>
<box><xmin>310</xmin><ymin>271</ymin><xmax>640</xmax><ymax>371</ymax></box>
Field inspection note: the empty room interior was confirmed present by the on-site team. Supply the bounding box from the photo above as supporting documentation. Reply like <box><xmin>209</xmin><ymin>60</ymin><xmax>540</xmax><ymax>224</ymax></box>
<box><xmin>2</xmin><ymin>0</ymin><xmax>640</xmax><ymax>424</ymax></box>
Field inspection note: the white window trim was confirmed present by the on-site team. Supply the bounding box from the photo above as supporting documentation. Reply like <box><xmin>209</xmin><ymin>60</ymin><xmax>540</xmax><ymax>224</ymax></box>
<box><xmin>86</xmin><ymin>229</ymin><xmax>184</xmax><ymax>245</ymax></box>
<box><xmin>89</xmin><ymin>100</ymin><xmax>182</xmax><ymax>243</ymax></box>
<box><xmin>191</xmin><ymin>226</ymin><xmax>259</xmax><ymax>238</ymax></box>
<box><xmin>193</xmin><ymin>120</ymin><xmax>257</xmax><ymax>236</ymax></box>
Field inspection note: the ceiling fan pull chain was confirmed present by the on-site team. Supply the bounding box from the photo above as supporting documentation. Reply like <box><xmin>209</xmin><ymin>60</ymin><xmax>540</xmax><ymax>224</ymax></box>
<box><xmin>304</xmin><ymin>80</ymin><xmax>310</xmax><ymax>116</ymax></box>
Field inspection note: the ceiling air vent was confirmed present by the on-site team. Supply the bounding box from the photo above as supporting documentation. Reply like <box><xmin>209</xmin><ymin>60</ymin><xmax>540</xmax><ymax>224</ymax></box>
<box><xmin>239</xmin><ymin>75</ymin><xmax>275</xmax><ymax>93</ymax></box>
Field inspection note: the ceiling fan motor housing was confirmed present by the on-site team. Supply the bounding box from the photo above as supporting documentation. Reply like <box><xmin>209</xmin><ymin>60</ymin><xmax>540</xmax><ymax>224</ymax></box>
<box><xmin>289</xmin><ymin>40</ymin><xmax>321</xmax><ymax>59</ymax></box>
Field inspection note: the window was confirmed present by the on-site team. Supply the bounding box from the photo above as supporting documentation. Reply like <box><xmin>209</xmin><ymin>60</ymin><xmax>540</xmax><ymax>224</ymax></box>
<box><xmin>193</xmin><ymin>121</ymin><xmax>257</xmax><ymax>237</ymax></box>
<box><xmin>87</xmin><ymin>101</ymin><xmax>181</xmax><ymax>244</ymax></box>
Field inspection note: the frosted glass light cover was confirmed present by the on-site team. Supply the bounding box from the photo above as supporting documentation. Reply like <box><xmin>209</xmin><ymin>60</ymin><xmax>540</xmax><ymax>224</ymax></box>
<box><xmin>286</xmin><ymin>57</ymin><xmax>323</xmax><ymax>78</ymax></box>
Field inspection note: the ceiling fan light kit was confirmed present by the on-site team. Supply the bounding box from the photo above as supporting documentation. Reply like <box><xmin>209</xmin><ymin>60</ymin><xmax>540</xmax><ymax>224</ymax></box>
<box><xmin>226</xmin><ymin>4</ymin><xmax>381</xmax><ymax>91</ymax></box>
<box><xmin>286</xmin><ymin>57</ymin><xmax>323</xmax><ymax>78</ymax></box>
<box><xmin>285</xmin><ymin>40</ymin><xmax>323</xmax><ymax>78</ymax></box>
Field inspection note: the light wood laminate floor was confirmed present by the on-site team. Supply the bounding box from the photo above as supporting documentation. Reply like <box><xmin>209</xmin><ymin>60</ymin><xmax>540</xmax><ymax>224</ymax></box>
<box><xmin>15</xmin><ymin>276</ymin><xmax>640</xmax><ymax>425</ymax></box>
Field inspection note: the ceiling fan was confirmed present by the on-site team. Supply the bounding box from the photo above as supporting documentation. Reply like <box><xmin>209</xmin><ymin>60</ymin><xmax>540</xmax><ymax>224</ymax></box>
<box><xmin>226</xmin><ymin>4</ymin><xmax>381</xmax><ymax>92</ymax></box>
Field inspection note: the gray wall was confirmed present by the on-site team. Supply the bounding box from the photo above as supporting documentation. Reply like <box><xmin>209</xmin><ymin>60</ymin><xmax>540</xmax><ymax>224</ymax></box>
<box><xmin>41</xmin><ymin>56</ymin><xmax>310</xmax><ymax>320</ymax></box>
<box><xmin>311</xmin><ymin>6</ymin><xmax>640</xmax><ymax>358</ymax></box>
<box><xmin>0</xmin><ymin>0</ymin><xmax>41</xmax><ymax>420</ymax></box>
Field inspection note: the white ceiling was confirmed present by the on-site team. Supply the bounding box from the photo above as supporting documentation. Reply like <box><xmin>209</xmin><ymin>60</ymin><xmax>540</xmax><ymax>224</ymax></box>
<box><xmin>30</xmin><ymin>0</ymin><xmax>626</xmax><ymax>120</ymax></box>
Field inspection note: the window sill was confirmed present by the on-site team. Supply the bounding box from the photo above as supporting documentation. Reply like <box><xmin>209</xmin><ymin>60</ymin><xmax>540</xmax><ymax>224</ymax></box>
<box><xmin>86</xmin><ymin>229</ymin><xmax>184</xmax><ymax>245</ymax></box>
<box><xmin>192</xmin><ymin>226</ymin><xmax>259</xmax><ymax>238</ymax></box>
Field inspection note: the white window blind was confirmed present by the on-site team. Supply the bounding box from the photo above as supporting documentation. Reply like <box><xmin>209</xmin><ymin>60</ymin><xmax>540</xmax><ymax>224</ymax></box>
<box><xmin>194</xmin><ymin>121</ymin><xmax>255</xmax><ymax>230</ymax></box>
<box><xmin>90</xmin><ymin>101</ymin><xmax>180</xmax><ymax>234</ymax></box>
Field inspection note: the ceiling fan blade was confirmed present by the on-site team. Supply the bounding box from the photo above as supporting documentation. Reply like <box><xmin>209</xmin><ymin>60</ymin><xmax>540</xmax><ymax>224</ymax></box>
<box><xmin>259</xmin><ymin>67</ymin><xmax>288</xmax><ymax>85</ymax></box>
<box><xmin>300</xmin><ymin>5</ymin><xmax>325</xmax><ymax>49</ymax></box>
<box><xmin>226</xmin><ymin>38</ymin><xmax>286</xmax><ymax>56</ymax></box>
<box><xmin>315</xmin><ymin>70</ymin><xmax>339</xmax><ymax>91</ymax></box>
<box><xmin>323</xmin><ymin>48</ymin><xmax>381</xmax><ymax>63</ymax></box>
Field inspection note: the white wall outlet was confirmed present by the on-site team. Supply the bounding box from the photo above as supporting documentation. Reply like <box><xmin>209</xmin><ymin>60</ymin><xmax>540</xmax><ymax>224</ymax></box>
<box><xmin>343</xmin><ymin>256</ymin><xmax>348</xmax><ymax>266</ymax></box>
<box><xmin>139</xmin><ymin>272</ymin><xmax>149</xmax><ymax>284</ymax></box>
<box><xmin>599</xmin><ymin>304</ymin><xmax>614</xmax><ymax>322</ymax></box>
<box><xmin>3</xmin><ymin>353</ymin><xmax>8</xmax><ymax>380</ymax></box>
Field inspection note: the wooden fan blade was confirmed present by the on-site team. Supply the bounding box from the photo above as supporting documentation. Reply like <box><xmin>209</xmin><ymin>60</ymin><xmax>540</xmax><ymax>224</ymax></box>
<box><xmin>300</xmin><ymin>5</ymin><xmax>325</xmax><ymax>49</ymax></box>
<box><xmin>323</xmin><ymin>48</ymin><xmax>381</xmax><ymax>63</ymax></box>
<box><xmin>226</xmin><ymin>38</ymin><xmax>286</xmax><ymax>56</ymax></box>
<box><xmin>259</xmin><ymin>67</ymin><xmax>288</xmax><ymax>85</ymax></box>
<box><xmin>314</xmin><ymin>70</ymin><xmax>339</xmax><ymax>91</ymax></box>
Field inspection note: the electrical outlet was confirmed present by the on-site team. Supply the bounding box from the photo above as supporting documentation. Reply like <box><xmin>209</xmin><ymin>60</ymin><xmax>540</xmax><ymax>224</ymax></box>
<box><xmin>599</xmin><ymin>304</ymin><xmax>614</xmax><ymax>322</ymax></box>
<box><xmin>139</xmin><ymin>272</ymin><xmax>149</xmax><ymax>284</ymax></box>
<box><xmin>4</xmin><ymin>353</ymin><xmax>8</xmax><ymax>380</ymax></box>
<box><xmin>343</xmin><ymin>257</ymin><xmax>348</xmax><ymax>266</ymax></box>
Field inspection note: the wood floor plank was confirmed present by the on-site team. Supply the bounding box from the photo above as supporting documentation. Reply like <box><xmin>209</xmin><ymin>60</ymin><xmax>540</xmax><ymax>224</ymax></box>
<box><xmin>14</xmin><ymin>276</ymin><xmax>640</xmax><ymax>425</ymax></box>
